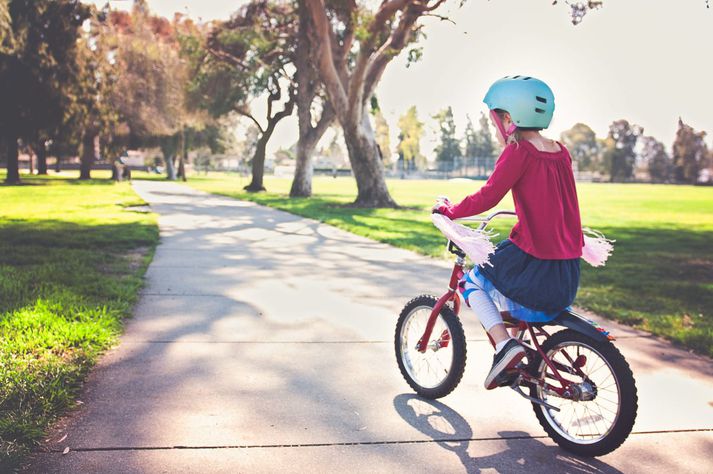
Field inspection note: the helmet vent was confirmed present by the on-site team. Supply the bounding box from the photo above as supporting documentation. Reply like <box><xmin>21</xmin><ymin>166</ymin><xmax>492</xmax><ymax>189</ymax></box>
<box><xmin>513</xmin><ymin>75</ymin><xmax>521</xmax><ymax>79</ymax></box>
<box><xmin>523</xmin><ymin>77</ymin><xmax>532</xmax><ymax>80</ymax></box>
<box><xmin>536</xmin><ymin>96</ymin><xmax>547</xmax><ymax>103</ymax></box>
<box><xmin>535</xmin><ymin>108</ymin><xmax>546</xmax><ymax>114</ymax></box>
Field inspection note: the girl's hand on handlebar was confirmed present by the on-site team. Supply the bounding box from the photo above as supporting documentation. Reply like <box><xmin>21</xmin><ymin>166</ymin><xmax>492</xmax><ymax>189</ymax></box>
<box><xmin>432</xmin><ymin>196</ymin><xmax>452</xmax><ymax>215</ymax></box>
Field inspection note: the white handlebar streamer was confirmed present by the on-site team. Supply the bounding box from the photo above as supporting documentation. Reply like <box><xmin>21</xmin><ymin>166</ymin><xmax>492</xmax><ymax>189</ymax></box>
<box><xmin>582</xmin><ymin>228</ymin><xmax>615</xmax><ymax>267</ymax></box>
<box><xmin>431</xmin><ymin>213</ymin><xmax>497</xmax><ymax>267</ymax></box>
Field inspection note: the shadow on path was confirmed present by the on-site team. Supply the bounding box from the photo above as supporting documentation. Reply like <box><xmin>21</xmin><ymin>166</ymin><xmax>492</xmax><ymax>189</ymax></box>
<box><xmin>393</xmin><ymin>393</ymin><xmax>622</xmax><ymax>474</ymax></box>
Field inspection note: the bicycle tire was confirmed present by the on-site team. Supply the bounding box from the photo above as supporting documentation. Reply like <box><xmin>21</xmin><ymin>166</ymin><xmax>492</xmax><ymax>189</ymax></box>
<box><xmin>528</xmin><ymin>329</ymin><xmax>638</xmax><ymax>457</ymax></box>
<box><xmin>394</xmin><ymin>294</ymin><xmax>467</xmax><ymax>399</ymax></box>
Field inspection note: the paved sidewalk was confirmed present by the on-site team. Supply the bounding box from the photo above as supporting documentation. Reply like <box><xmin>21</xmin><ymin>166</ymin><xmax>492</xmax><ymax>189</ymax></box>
<box><xmin>25</xmin><ymin>181</ymin><xmax>713</xmax><ymax>473</ymax></box>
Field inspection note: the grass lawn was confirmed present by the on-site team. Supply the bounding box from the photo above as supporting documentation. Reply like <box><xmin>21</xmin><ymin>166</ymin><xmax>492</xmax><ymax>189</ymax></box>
<box><xmin>183</xmin><ymin>173</ymin><xmax>713</xmax><ymax>357</ymax></box>
<box><xmin>0</xmin><ymin>171</ymin><xmax>158</xmax><ymax>469</ymax></box>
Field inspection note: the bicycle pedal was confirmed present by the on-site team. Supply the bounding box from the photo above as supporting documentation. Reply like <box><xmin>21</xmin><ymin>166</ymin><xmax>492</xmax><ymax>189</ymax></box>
<box><xmin>494</xmin><ymin>369</ymin><xmax>519</xmax><ymax>387</ymax></box>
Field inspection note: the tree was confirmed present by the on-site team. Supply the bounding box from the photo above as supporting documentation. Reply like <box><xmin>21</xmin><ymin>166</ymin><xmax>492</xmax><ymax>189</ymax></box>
<box><xmin>397</xmin><ymin>106</ymin><xmax>425</xmax><ymax>172</ymax></box>
<box><xmin>0</xmin><ymin>0</ymin><xmax>91</xmax><ymax>184</ymax></box>
<box><xmin>303</xmin><ymin>0</ymin><xmax>605</xmax><ymax>206</ymax></box>
<box><xmin>639</xmin><ymin>136</ymin><xmax>672</xmax><ymax>183</ymax></box>
<box><xmin>105</xmin><ymin>4</ymin><xmax>191</xmax><ymax>180</ymax></box>
<box><xmin>433</xmin><ymin>106</ymin><xmax>461</xmax><ymax>171</ymax></box>
<box><xmin>672</xmin><ymin>118</ymin><xmax>708</xmax><ymax>184</ymax></box>
<box><xmin>72</xmin><ymin>8</ymin><xmax>121</xmax><ymax>180</ymax></box>
<box><xmin>560</xmin><ymin>123</ymin><xmax>600</xmax><ymax>173</ymax></box>
<box><xmin>290</xmin><ymin>1</ymin><xmax>335</xmax><ymax>197</ymax></box>
<box><xmin>303</xmin><ymin>0</ymin><xmax>450</xmax><ymax>206</ymax></box>
<box><xmin>372</xmin><ymin>105</ymin><xmax>392</xmax><ymax>167</ymax></box>
<box><xmin>193</xmin><ymin>1</ymin><xmax>296</xmax><ymax>192</ymax></box>
<box><xmin>464</xmin><ymin>113</ymin><xmax>491</xmax><ymax>159</ymax></box>
<box><xmin>463</xmin><ymin>112</ymin><xmax>496</xmax><ymax>177</ymax></box>
<box><xmin>0</xmin><ymin>0</ymin><xmax>13</xmax><ymax>53</ymax></box>
<box><xmin>604</xmin><ymin>119</ymin><xmax>642</xmax><ymax>182</ymax></box>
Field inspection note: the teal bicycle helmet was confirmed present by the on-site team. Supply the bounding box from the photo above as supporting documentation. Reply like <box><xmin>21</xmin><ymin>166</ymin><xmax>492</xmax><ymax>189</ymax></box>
<box><xmin>483</xmin><ymin>76</ymin><xmax>555</xmax><ymax>129</ymax></box>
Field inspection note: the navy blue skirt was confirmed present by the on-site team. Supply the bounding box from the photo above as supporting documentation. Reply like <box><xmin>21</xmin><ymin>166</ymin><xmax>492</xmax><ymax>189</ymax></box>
<box><xmin>478</xmin><ymin>239</ymin><xmax>580</xmax><ymax>314</ymax></box>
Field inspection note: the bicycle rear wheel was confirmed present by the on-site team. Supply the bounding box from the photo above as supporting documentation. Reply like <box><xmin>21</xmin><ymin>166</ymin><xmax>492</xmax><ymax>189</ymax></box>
<box><xmin>528</xmin><ymin>329</ymin><xmax>638</xmax><ymax>456</ymax></box>
<box><xmin>395</xmin><ymin>295</ymin><xmax>467</xmax><ymax>399</ymax></box>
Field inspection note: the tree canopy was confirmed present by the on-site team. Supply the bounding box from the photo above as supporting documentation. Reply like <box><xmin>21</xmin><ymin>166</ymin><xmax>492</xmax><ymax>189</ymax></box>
<box><xmin>397</xmin><ymin>106</ymin><xmax>425</xmax><ymax>171</ymax></box>
<box><xmin>433</xmin><ymin>106</ymin><xmax>461</xmax><ymax>170</ymax></box>
<box><xmin>673</xmin><ymin>118</ymin><xmax>708</xmax><ymax>184</ymax></box>
<box><xmin>193</xmin><ymin>0</ymin><xmax>297</xmax><ymax>191</ymax></box>
<box><xmin>0</xmin><ymin>0</ymin><xmax>91</xmax><ymax>184</ymax></box>
<box><xmin>560</xmin><ymin>123</ymin><xmax>600</xmax><ymax>173</ymax></box>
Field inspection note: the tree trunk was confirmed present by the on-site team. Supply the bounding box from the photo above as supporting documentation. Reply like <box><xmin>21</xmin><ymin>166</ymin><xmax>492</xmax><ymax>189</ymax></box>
<box><xmin>4</xmin><ymin>137</ymin><xmax>20</xmax><ymax>184</ymax></box>
<box><xmin>245</xmin><ymin>134</ymin><xmax>270</xmax><ymax>192</ymax></box>
<box><xmin>177</xmin><ymin>127</ymin><xmax>187</xmax><ymax>182</ymax></box>
<box><xmin>290</xmin><ymin>2</ymin><xmax>322</xmax><ymax>198</ymax></box>
<box><xmin>178</xmin><ymin>148</ymin><xmax>187</xmax><ymax>182</ymax></box>
<box><xmin>164</xmin><ymin>153</ymin><xmax>177</xmax><ymax>180</ymax></box>
<box><xmin>290</xmin><ymin>136</ymin><xmax>318</xmax><ymax>197</ymax></box>
<box><xmin>342</xmin><ymin>113</ymin><xmax>397</xmax><ymax>208</ymax></box>
<box><xmin>79</xmin><ymin>131</ymin><xmax>96</xmax><ymax>180</ymax></box>
<box><xmin>36</xmin><ymin>140</ymin><xmax>48</xmax><ymax>175</ymax></box>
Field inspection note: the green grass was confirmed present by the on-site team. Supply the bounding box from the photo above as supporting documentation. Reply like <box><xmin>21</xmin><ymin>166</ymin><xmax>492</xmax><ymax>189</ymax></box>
<box><xmin>0</xmin><ymin>171</ymin><xmax>158</xmax><ymax>469</ymax></box>
<box><xmin>185</xmin><ymin>173</ymin><xmax>713</xmax><ymax>357</ymax></box>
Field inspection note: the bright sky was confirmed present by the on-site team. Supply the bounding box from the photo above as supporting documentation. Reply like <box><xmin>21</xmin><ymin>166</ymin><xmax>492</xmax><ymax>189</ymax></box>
<box><xmin>92</xmin><ymin>0</ymin><xmax>713</xmax><ymax>158</ymax></box>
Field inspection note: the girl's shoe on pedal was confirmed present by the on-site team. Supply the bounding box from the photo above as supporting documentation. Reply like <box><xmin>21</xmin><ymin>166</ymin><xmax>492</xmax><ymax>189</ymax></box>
<box><xmin>484</xmin><ymin>339</ymin><xmax>525</xmax><ymax>390</ymax></box>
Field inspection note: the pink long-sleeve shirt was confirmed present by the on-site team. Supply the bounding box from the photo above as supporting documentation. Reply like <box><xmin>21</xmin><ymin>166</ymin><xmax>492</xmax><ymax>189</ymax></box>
<box><xmin>443</xmin><ymin>140</ymin><xmax>584</xmax><ymax>260</ymax></box>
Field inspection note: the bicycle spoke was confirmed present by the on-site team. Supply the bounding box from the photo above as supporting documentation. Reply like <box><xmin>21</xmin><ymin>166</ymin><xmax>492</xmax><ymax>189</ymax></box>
<box><xmin>400</xmin><ymin>307</ymin><xmax>456</xmax><ymax>390</ymax></box>
<box><xmin>538</xmin><ymin>340</ymin><xmax>626</xmax><ymax>445</ymax></box>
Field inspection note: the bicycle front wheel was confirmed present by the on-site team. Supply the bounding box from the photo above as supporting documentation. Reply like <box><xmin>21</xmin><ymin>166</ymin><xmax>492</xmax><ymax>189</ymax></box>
<box><xmin>395</xmin><ymin>295</ymin><xmax>467</xmax><ymax>399</ymax></box>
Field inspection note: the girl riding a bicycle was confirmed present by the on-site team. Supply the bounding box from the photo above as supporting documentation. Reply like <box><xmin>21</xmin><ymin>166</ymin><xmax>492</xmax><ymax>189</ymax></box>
<box><xmin>434</xmin><ymin>76</ymin><xmax>583</xmax><ymax>390</ymax></box>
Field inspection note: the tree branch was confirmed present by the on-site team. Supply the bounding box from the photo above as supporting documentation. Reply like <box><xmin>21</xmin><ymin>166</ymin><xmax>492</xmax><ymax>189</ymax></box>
<box><xmin>348</xmin><ymin>0</ymin><xmax>412</xmax><ymax>121</ymax></box>
<box><xmin>423</xmin><ymin>0</ymin><xmax>447</xmax><ymax>12</ymax></box>
<box><xmin>363</xmin><ymin>8</ymin><xmax>420</xmax><ymax>103</ymax></box>
<box><xmin>266</xmin><ymin>86</ymin><xmax>296</xmax><ymax>134</ymax></box>
<box><xmin>307</xmin><ymin>99</ymin><xmax>335</xmax><ymax>144</ymax></box>
<box><xmin>237</xmin><ymin>108</ymin><xmax>265</xmax><ymax>134</ymax></box>
<box><xmin>303</xmin><ymin>0</ymin><xmax>349</xmax><ymax>119</ymax></box>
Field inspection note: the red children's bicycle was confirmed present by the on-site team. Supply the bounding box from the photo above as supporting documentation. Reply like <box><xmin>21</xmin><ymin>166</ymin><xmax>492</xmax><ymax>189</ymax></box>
<box><xmin>394</xmin><ymin>210</ymin><xmax>638</xmax><ymax>457</ymax></box>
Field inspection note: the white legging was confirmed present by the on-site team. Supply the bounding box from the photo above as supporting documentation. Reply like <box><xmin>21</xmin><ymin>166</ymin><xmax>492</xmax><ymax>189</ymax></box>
<box><xmin>463</xmin><ymin>277</ymin><xmax>504</xmax><ymax>331</ymax></box>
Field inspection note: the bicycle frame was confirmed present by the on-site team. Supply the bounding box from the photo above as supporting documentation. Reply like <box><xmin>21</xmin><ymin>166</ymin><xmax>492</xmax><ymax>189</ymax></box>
<box><xmin>416</xmin><ymin>210</ymin><xmax>583</xmax><ymax>398</ymax></box>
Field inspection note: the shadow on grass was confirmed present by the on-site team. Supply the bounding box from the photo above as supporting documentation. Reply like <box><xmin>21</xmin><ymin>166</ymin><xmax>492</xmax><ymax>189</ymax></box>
<box><xmin>0</xmin><ymin>218</ymin><xmax>158</xmax><ymax>469</ymax></box>
<box><xmin>0</xmin><ymin>220</ymin><xmax>158</xmax><ymax>313</ymax></box>
<box><xmin>1</xmin><ymin>176</ymin><xmax>116</xmax><ymax>187</ymax></box>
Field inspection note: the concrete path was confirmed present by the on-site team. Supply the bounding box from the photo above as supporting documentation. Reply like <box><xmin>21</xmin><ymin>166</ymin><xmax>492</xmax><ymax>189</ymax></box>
<box><xmin>26</xmin><ymin>181</ymin><xmax>713</xmax><ymax>473</ymax></box>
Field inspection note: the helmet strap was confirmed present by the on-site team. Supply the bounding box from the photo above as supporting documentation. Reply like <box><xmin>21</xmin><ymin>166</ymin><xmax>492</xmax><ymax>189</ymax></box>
<box><xmin>489</xmin><ymin>109</ymin><xmax>517</xmax><ymax>142</ymax></box>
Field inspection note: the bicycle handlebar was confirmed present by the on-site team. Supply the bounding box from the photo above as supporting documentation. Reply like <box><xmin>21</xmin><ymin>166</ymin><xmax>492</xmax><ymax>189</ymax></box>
<box><xmin>455</xmin><ymin>210</ymin><xmax>517</xmax><ymax>230</ymax></box>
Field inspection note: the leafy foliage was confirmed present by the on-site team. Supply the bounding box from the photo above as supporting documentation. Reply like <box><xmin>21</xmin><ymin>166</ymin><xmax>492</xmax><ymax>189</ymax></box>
<box><xmin>0</xmin><ymin>0</ymin><xmax>91</xmax><ymax>183</ymax></box>
<box><xmin>0</xmin><ymin>0</ymin><xmax>13</xmax><ymax>53</ymax></box>
<box><xmin>372</xmin><ymin>106</ymin><xmax>392</xmax><ymax>166</ymax></box>
<box><xmin>433</xmin><ymin>106</ymin><xmax>462</xmax><ymax>169</ymax></box>
<box><xmin>560</xmin><ymin>123</ymin><xmax>600</xmax><ymax>172</ymax></box>
<box><xmin>397</xmin><ymin>106</ymin><xmax>425</xmax><ymax>171</ymax></box>
<box><xmin>105</xmin><ymin>5</ymin><xmax>188</xmax><ymax>142</ymax></box>
<box><xmin>463</xmin><ymin>113</ymin><xmax>494</xmax><ymax>160</ymax></box>
<box><xmin>191</xmin><ymin>0</ymin><xmax>297</xmax><ymax>191</ymax></box>
<box><xmin>603</xmin><ymin>119</ymin><xmax>642</xmax><ymax>182</ymax></box>
<box><xmin>640</xmin><ymin>136</ymin><xmax>672</xmax><ymax>183</ymax></box>
<box><xmin>672</xmin><ymin>118</ymin><xmax>708</xmax><ymax>184</ymax></box>
<box><xmin>193</xmin><ymin>1</ymin><xmax>296</xmax><ymax>119</ymax></box>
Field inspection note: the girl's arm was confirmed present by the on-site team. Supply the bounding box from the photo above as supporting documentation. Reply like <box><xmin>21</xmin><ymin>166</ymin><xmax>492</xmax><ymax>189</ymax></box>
<box><xmin>439</xmin><ymin>144</ymin><xmax>527</xmax><ymax>219</ymax></box>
